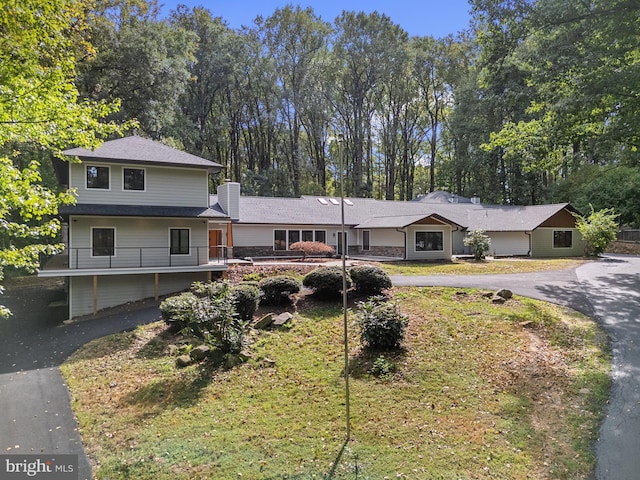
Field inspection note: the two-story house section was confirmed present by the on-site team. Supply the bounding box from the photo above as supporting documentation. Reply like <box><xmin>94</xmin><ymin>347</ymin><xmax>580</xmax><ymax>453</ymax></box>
<box><xmin>39</xmin><ymin>136</ymin><xmax>231</xmax><ymax>319</ymax></box>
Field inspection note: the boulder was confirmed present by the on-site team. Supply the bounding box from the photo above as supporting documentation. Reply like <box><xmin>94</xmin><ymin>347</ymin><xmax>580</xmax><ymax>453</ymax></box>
<box><xmin>491</xmin><ymin>295</ymin><xmax>506</xmax><ymax>304</ymax></box>
<box><xmin>190</xmin><ymin>344</ymin><xmax>210</xmax><ymax>361</ymax></box>
<box><xmin>175</xmin><ymin>355</ymin><xmax>193</xmax><ymax>368</ymax></box>
<box><xmin>272</xmin><ymin>312</ymin><xmax>293</xmax><ymax>327</ymax></box>
<box><xmin>254</xmin><ymin>313</ymin><xmax>274</xmax><ymax>330</ymax></box>
<box><xmin>496</xmin><ymin>289</ymin><xmax>513</xmax><ymax>300</ymax></box>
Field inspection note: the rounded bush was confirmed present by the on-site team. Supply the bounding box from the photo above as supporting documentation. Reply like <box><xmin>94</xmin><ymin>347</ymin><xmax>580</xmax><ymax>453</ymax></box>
<box><xmin>289</xmin><ymin>241</ymin><xmax>335</xmax><ymax>258</ymax></box>
<box><xmin>302</xmin><ymin>266</ymin><xmax>352</xmax><ymax>299</ymax></box>
<box><xmin>159</xmin><ymin>292</ymin><xmax>198</xmax><ymax>332</ymax></box>
<box><xmin>258</xmin><ymin>275</ymin><xmax>301</xmax><ymax>305</ymax></box>
<box><xmin>355</xmin><ymin>297</ymin><xmax>408</xmax><ymax>351</ymax></box>
<box><xmin>349</xmin><ymin>264</ymin><xmax>392</xmax><ymax>295</ymax></box>
<box><xmin>231</xmin><ymin>283</ymin><xmax>261</xmax><ymax>321</ymax></box>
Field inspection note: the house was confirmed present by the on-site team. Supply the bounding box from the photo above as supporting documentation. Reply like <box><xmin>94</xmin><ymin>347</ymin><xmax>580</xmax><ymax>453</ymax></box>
<box><xmin>38</xmin><ymin>136</ymin><xmax>584</xmax><ymax>319</ymax></box>
<box><xmin>210</xmin><ymin>185</ymin><xmax>585</xmax><ymax>260</ymax></box>
<box><xmin>39</xmin><ymin>136</ymin><xmax>230</xmax><ymax>319</ymax></box>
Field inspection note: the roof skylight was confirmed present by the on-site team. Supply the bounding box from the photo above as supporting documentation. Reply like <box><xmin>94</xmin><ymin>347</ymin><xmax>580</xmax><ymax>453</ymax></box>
<box><xmin>329</xmin><ymin>198</ymin><xmax>340</xmax><ymax>205</ymax></box>
<box><xmin>317</xmin><ymin>198</ymin><xmax>329</xmax><ymax>205</ymax></box>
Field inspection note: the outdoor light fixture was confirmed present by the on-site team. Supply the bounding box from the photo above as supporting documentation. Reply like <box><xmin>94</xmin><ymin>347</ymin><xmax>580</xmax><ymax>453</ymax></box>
<box><xmin>329</xmin><ymin>133</ymin><xmax>350</xmax><ymax>442</ymax></box>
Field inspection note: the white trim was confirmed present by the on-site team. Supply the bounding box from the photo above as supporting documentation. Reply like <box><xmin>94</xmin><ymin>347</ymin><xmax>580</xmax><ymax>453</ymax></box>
<box><xmin>85</xmin><ymin>165</ymin><xmax>111</xmax><ymax>190</ymax></box>
<box><xmin>90</xmin><ymin>226</ymin><xmax>116</xmax><ymax>257</ymax></box>
<box><xmin>169</xmin><ymin>227</ymin><xmax>191</xmax><ymax>255</ymax></box>
<box><xmin>122</xmin><ymin>166</ymin><xmax>146</xmax><ymax>192</ymax></box>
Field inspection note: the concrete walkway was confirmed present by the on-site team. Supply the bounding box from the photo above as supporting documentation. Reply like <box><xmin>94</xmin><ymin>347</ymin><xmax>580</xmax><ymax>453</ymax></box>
<box><xmin>1</xmin><ymin>255</ymin><xmax>639</xmax><ymax>479</ymax></box>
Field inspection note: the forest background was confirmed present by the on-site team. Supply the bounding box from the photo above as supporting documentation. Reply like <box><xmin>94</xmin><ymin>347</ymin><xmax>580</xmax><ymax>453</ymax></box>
<box><xmin>5</xmin><ymin>0</ymin><xmax>640</xmax><ymax>227</ymax></box>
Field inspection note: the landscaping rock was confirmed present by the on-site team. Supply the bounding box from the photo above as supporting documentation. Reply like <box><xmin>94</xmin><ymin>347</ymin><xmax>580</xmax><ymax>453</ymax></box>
<box><xmin>261</xmin><ymin>357</ymin><xmax>276</xmax><ymax>368</ymax></box>
<box><xmin>491</xmin><ymin>295</ymin><xmax>506</xmax><ymax>304</ymax></box>
<box><xmin>254</xmin><ymin>313</ymin><xmax>274</xmax><ymax>329</ymax></box>
<box><xmin>496</xmin><ymin>289</ymin><xmax>513</xmax><ymax>300</ymax></box>
<box><xmin>175</xmin><ymin>355</ymin><xmax>193</xmax><ymax>368</ymax></box>
<box><xmin>209</xmin><ymin>346</ymin><xmax>226</xmax><ymax>367</ymax></box>
<box><xmin>190</xmin><ymin>344</ymin><xmax>210</xmax><ymax>361</ymax></box>
<box><xmin>166</xmin><ymin>344</ymin><xmax>179</xmax><ymax>356</ymax></box>
<box><xmin>272</xmin><ymin>312</ymin><xmax>293</xmax><ymax>327</ymax></box>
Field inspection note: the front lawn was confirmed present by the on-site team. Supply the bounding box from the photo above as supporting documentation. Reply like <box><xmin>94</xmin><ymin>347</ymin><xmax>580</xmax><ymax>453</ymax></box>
<box><xmin>61</xmin><ymin>287</ymin><xmax>609</xmax><ymax>479</ymax></box>
<box><xmin>380</xmin><ymin>258</ymin><xmax>586</xmax><ymax>276</ymax></box>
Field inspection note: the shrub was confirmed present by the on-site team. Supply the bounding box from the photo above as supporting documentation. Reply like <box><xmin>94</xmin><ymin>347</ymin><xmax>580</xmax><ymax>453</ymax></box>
<box><xmin>231</xmin><ymin>283</ymin><xmax>261</xmax><ymax>321</ymax></box>
<box><xmin>371</xmin><ymin>355</ymin><xmax>396</xmax><ymax>379</ymax></box>
<box><xmin>302</xmin><ymin>266</ymin><xmax>352</xmax><ymax>299</ymax></box>
<box><xmin>160</xmin><ymin>282</ymin><xmax>244</xmax><ymax>353</ymax></box>
<box><xmin>355</xmin><ymin>296</ymin><xmax>408</xmax><ymax>351</ymax></box>
<box><xmin>289</xmin><ymin>241</ymin><xmax>335</xmax><ymax>258</ymax></box>
<box><xmin>574</xmin><ymin>206</ymin><xmax>619</xmax><ymax>256</ymax></box>
<box><xmin>463</xmin><ymin>229</ymin><xmax>491</xmax><ymax>260</ymax></box>
<box><xmin>159</xmin><ymin>292</ymin><xmax>199</xmax><ymax>332</ymax></box>
<box><xmin>258</xmin><ymin>275</ymin><xmax>301</xmax><ymax>305</ymax></box>
<box><xmin>349</xmin><ymin>264</ymin><xmax>392</xmax><ymax>295</ymax></box>
<box><xmin>190</xmin><ymin>280</ymin><xmax>231</xmax><ymax>299</ymax></box>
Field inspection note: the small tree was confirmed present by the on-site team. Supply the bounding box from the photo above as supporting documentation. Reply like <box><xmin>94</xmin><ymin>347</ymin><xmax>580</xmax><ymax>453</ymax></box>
<box><xmin>289</xmin><ymin>241</ymin><xmax>335</xmax><ymax>259</ymax></box>
<box><xmin>574</xmin><ymin>206</ymin><xmax>619</xmax><ymax>256</ymax></box>
<box><xmin>463</xmin><ymin>230</ymin><xmax>491</xmax><ymax>260</ymax></box>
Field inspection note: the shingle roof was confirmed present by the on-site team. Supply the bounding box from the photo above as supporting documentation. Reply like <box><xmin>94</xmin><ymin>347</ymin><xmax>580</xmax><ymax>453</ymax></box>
<box><xmin>63</xmin><ymin>136</ymin><xmax>223</xmax><ymax>172</ymax></box>
<box><xmin>60</xmin><ymin>204</ymin><xmax>226</xmax><ymax>219</ymax></box>
<box><xmin>210</xmin><ymin>194</ymin><xmax>573</xmax><ymax>232</ymax></box>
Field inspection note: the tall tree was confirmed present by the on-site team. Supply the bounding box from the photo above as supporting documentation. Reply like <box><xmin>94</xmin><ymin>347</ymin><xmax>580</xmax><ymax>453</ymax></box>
<box><xmin>0</xmin><ymin>0</ymin><xmax>123</xmax><ymax>317</ymax></box>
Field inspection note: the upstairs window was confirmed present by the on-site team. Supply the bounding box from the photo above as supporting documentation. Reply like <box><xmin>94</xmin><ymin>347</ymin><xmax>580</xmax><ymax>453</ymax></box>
<box><xmin>123</xmin><ymin>167</ymin><xmax>145</xmax><ymax>191</ymax></box>
<box><xmin>86</xmin><ymin>166</ymin><xmax>110</xmax><ymax>189</ymax></box>
<box><xmin>554</xmin><ymin>230</ymin><xmax>573</xmax><ymax>248</ymax></box>
<box><xmin>170</xmin><ymin>228</ymin><xmax>190</xmax><ymax>255</ymax></box>
<box><xmin>92</xmin><ymin>228</ymin><xmax>115</xmax><ymax>256</ymax></box>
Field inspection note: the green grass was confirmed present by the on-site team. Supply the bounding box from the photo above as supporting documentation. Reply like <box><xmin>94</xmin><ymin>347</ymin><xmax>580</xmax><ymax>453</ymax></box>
<box><xmin>61</xmin><ymin>288</ymin><xmax>609</xmax><ymax>479</ymax></box>
<box><xmin>380</xmin><ymin>258</ymin><xmax>586</xmax><ymax>276</ymax></box>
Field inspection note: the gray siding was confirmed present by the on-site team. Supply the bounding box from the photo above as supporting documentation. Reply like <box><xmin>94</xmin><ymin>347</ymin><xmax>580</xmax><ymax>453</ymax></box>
<box><xmin>70</xmin><ymin>272</ymin><xmax>208</xmax><ymax>317</ymax></box>
<box><xmin>69</xmin><ymin>162</ymin><xmax>208</xmax><ymax>207</ymax></box>
<box><xmin>69</xmin><ymin>216</ymin><xmax>209</xmax><ymax>269</ymax></box>
<box><xmin>531</xmin><ymin>228</ymin><xmax>584</xmax><ymax>257</ymax></box>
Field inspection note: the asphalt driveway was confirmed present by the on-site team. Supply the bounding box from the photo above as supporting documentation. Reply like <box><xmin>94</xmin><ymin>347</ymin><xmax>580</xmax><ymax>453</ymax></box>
<box><xmin>1</xmin><ymin>255</ymin><xmax>639</xmax><ymax>479</ymax></box>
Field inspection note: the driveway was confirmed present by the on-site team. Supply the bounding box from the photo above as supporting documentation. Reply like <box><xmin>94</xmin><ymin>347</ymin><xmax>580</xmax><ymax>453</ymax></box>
<box><xmin>392</xmin><ymin>254</ymin><xmax>640</xmax><ymax>480</ymax></box>
<box><xmin>1</xmin><ymin>255</ymin><xmax>639</xmax><ymax>479</ymax></box>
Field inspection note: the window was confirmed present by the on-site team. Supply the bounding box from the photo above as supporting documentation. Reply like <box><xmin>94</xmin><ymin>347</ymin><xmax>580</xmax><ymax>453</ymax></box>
<box><xmin>170</xmin><ymin>228</ymin><xmax>190</xmax><ymax>255</ymax></box>
<box><xmin>92</xmin><ymin>228</ymin><xmax>115</xmax><ymax>256</ymax></box>
<box><xmin>415</xmin><ymin>231</ymin><xmax>443</xmax><ymax>251</ymax></box>
<box><xmin>86</xmin><ymin>166</ymin><xmax>110</xmax><ymax>189</ymax></box>
<box><xmin>288</xmin><ymin>230</ymin><xmax>300</xmax><ymax>245</ymax></box>
<box><xmin>362</xmin><ymin>230</ymin><xmax>370</xmax><ymax>251</ymax></box>
<box><xmin>554</xmin><ymin>230</ymin><xmax>573</xmax><ymax>248</ymax></box>
<box><xmin>274</xmin><ymin>230</ymin><xmax>286</xmax><ymax>250</ymax></box>
<box><xmin>302</xmin><ymin>230</ymin><xmax>314</xmax><ymax>242</ymax></box>
<box><xmin>123</xmin><ymin>167</ymin><xmax>145</xmax><ymax>191</ymax></box>
<box><xmin>314</xmin><ymin>231</ymin><xmax>326</xmax><ymax>244</ymax></box>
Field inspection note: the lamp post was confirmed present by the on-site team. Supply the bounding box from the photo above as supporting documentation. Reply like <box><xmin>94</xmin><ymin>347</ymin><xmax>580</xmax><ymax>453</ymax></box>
<box><xmin>338</xmin><ymin>134</ymin><xmax>350</xmax><ymax>442</ymax></box>
<box><xmin>329</xmin><ymin>133</ymin><xmax>350</xmax><ymax>442</ymax></box>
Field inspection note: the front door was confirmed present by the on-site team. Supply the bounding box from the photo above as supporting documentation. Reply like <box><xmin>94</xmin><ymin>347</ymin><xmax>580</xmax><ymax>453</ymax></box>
<box><xmin>337</xmin><ymin>231</ymin><xmax>348</xmax><ymax>256</ymax></box>
<box><xmin>209</xmin><ymin>230</ymin><xmax>223</xmax><ymax>260</ymax></box>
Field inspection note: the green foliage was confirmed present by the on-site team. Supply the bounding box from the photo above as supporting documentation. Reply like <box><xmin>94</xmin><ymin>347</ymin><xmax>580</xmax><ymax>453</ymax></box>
<box><xmin>160</xmin><ymin>282</ymin><xmax>243</xmax><ymax>353</ymax></box>
<box><xmin>463</xmin><ymin>229</ymin><xmax>491</xmax><ymax>260</ymax></box>
<box><xmin>288</xmin><ymin>241</ymin><xmax>335</xmax><ymax>258</ymax></box>
<box><xmin>349</xmin><ymin>264</ymin><xmax>392</xmax><ymax>295</ymax></box>
<box><xmin>355</xmin><ymin>296</ymin><xmax>408</xmax><ymax>351</ymax></box>
<box><xmin>574</xmin><ymin>206</ymin><xmax>619</xmax><ymax>256</ymax></box>
<box><xmin>159</xmin><ymin>292</ymin><xmax>199</xmax><ymax>332</ymax></box>
<box><xmin>302</xmin><ymin>266</ymin><xmax>352</xmax><ymax>299</ymax></box>
<box><xmin>258</xmin><ymin>275</ymin><xmax>301</xmax><ymax>305</ymax></box>
<box><xmin>370</xmin><ymin>354</ymin><xmax>396</xmax><ymax>379</ymax></box>
<box><xmin>231</xmin><ymin>283</ymin><xmax>261</xmax><ymax>321</ymax></box>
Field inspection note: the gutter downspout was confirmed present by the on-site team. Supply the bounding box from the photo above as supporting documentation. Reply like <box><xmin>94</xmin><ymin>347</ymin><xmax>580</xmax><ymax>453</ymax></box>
<box><xmin>526</xmin><ymin>231</ymin><xmax>532</xmax><ymax>256</ymax></box>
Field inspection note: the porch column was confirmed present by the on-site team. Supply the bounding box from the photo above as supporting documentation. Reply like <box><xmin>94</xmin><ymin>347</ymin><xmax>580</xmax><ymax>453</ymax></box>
<box><xmin>92</xmin><ymin>275</ymin><xmax>98</xmax><ymax>315</ymax></box>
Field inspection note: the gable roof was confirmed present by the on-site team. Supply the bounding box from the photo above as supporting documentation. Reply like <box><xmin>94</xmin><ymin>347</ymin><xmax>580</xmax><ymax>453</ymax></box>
<box><xmin>63</xmin><ymin>136</ymin><xmax>223</xmax><ymax>172</ymax></box>
<box><xmin>210</xmin><ymin>193</ymin><xmax>574</xmax><ymax>232</ymax></box>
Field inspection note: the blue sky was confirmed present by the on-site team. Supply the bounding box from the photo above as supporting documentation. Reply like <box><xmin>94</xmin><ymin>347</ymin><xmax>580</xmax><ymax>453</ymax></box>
<box><xmin>158</xmin><ymin>1</ymin><xmax>473</xmax><ymax>38</ymax></box>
